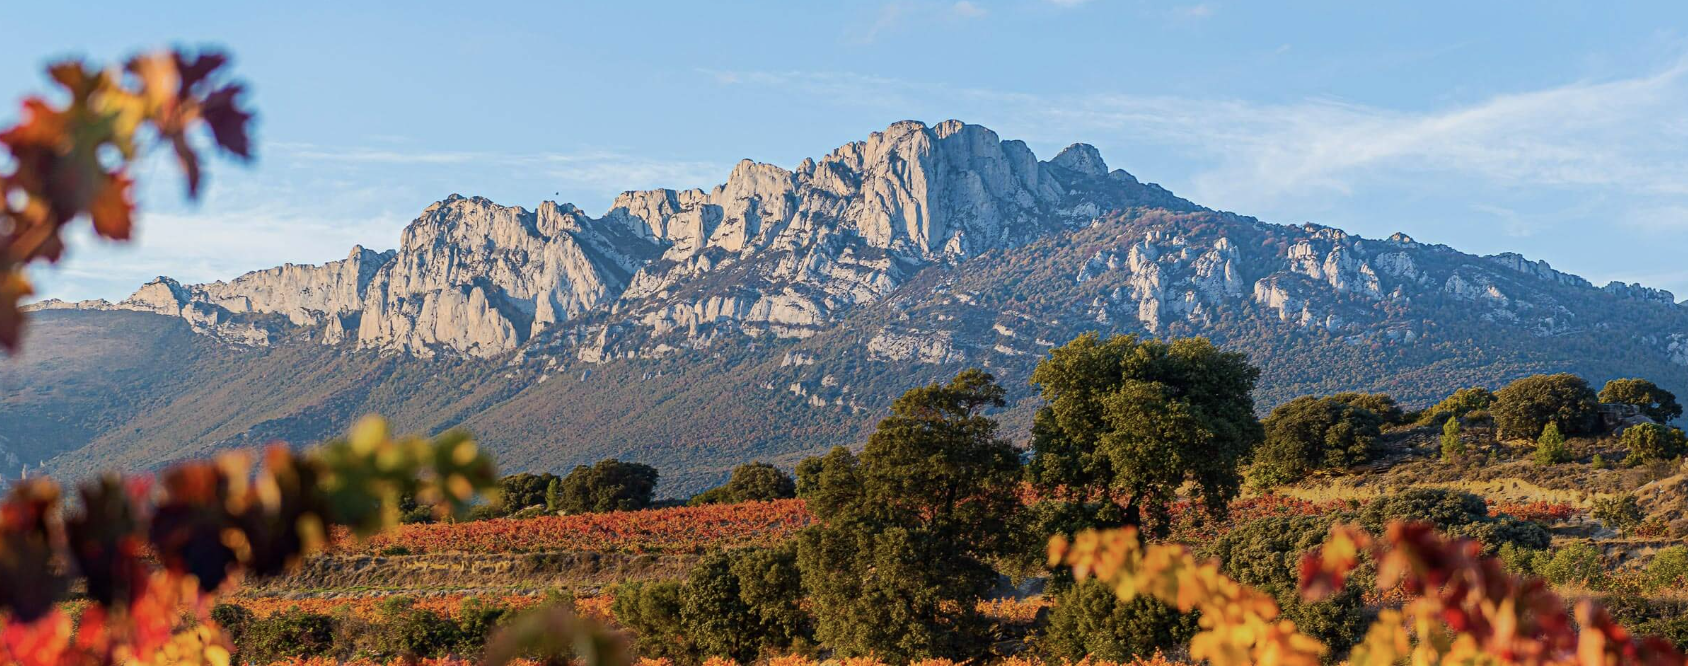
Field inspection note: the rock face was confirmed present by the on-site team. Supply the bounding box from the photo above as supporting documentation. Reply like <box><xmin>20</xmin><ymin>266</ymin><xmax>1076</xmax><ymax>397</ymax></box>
<box><xmin>36</xmin><ymin>120</ymin><xmax>1190</xmax><ymax>358</ymax></box>
<box><xmin>30</xmin><ymin>119</ymin><xmax>1688</xmax><ymax>370</ymax></box>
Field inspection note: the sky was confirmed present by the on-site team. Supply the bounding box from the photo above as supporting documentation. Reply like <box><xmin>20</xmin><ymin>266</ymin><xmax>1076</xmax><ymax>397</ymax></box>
<box><xmin>5</xmin><ymin>1</ymin><xmax>1688</xmax><ymax>301</ymax></box>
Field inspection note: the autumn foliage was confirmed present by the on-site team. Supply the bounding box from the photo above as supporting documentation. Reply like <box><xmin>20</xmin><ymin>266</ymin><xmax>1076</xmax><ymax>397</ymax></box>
<box><xmin>0</xmin><ymin>47</ymin><xmax>254</xmax><ymax>352</ymax></box>
<box><xmin>356</xmin><ymin>498</ymin><xmax>813</xmax><ymax>555</ymax></box>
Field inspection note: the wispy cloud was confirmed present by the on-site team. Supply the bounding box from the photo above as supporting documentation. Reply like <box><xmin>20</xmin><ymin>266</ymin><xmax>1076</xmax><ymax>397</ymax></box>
<box><xmin>1170</xmin><ymin>3</ymin><xmax>1215</xmax><ymax>20</ymax></box>
<box><xmin>951</xmin><ymin>1</ymin><xmax>988</xmax><ymax>19</ymax></box>
<box><xmin>702</xmin><ymin>56</ymin><xmax>1688</xmax><ymax>207</ymax></box>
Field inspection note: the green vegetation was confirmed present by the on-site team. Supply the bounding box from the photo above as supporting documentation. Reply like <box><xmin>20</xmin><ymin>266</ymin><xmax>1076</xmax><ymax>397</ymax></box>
<box><xmin>797</xmin><ymin>369</ymin><xmax>1022</xmax><ymax>662</ymax></box>
<box><xmin>1534</xmin><ymin>422</ymin><xmax>1571</xmax><ymax>465</ymax></box>
<box><xmin>1251</xmin><ymin>395</ymin><xmax>1384</xmax><ymax>487</ymax></box>
<box><xmin>1441</xmin><ymin>415</ymin><xmax>1466</xmax><ymax>459</ymax></box>
<box><xmin>689</xmin><ymin>462</ymin><xmax>797</xmax><ymax>506</ymax></box>
<box><xmin>1494</xmin><ymin>373</ymin><xmax>1600</xmax><ymax>439</ymax></box>
<box><xmin>1592</xmin><ymin>494</ymin><xmax>1645</xmax><ymax>536</ymax></box>
<box><xmin>1205</xmin><ymin>515</ymin><xmax>1368</xmax><ymax>654</ymax></box>
<box><xmin>1600</xmin><ymin>378</ymin><xmax>1683</xmax><ymax>424</ymax></box>
<box><xmin>1025</xmin><ymin>333</ymin><xmax>1263</xmax><ymax>534</ymax></box>
<box><xmin>1620</xmin><ymin>423</ymin><xmax>1688</xmax><ymax>466</ymax></box>
<box><xmin>1416</xmin><ymin>387</ymin><xmax>1496</xmax><ymax>426</ymax></box>
<box><xmin>556</xmin><ymin>459</ymin><xmax>660</xmax><ymax>514</ymax></box>
<box><xmin>1356</xmin><ymin>488</ymin><xmax>1548</xmax><ymax>555</ymax></box>
<box><xmin>1040</xmin><ymin>580</ymin><xmax>1197</xmax><ymax>662</ymax></box>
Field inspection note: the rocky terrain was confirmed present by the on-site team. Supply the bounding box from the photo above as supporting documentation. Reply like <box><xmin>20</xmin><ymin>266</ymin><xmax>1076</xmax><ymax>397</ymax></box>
<box><xmin>9</xmin><ymin>120</ymin><xmax>1688</xmax><ymax>492</ymax></box>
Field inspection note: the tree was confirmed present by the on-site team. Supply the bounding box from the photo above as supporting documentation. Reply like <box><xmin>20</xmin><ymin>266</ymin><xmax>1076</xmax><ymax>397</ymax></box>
<box><xmin>689</xmin><ymin>462</ymin><xmax>796</xmax><ymax>506</ymax></box>
<box><xmin>1620</xmin><ymin>423</ymin><xmax>1688</xmax><ymax>466</ymax></box>
<box><xmin>1415</xmin><ymin>387</ymin><xmax>1496</xmax><ymax>426</ymax></box>
<box><xmin>545</xmin><ymin>476</ymin><xmax>563</xmax><ymax>512</ymax></box>
<box><xmin>796</xmin><ymin>369</ymin><xmax>1022</xmax><ymax>662</ymax></box>
<box><xmin>555</xmin><ymin>459</ymin><xmax>659</xmax><ymax>514</ymax></box>
<box><xmin>1251</xmin><ymin>395</ymin><xmax>1384</xmax><ymax>487</ymax></box>
<box><xmin>679</xmin><ymin>546</ymin><xmax>809</xmax><ymax>663</ymax></box>
<box><xmin>1329</xmin><ymin>392</ymin><xmax>1404</xmax><ymax>425</ymax></box>
<box><xmin>1441</xmin><ymin>416</ymin><xmax>1467</xmax><ymax>460</ymax></box>
<box><xmin>1534</xmin><ymin>422</ymin><xmax>1571</xmax><ymax>465</ymax></box>
<box><xmin>1600</xmin><ymin>378</ymin><xmax>1682</xmax><ymax>424</ymax></box>
<box><xmin>499</xmin><ymin>472</ymin><xmax>560</xmax><ymax>513</ymax></box>
<box><xmin>1026</xmin><ymin>333</ymin><xmax>1263</xmax><ymax>534</ymax></box>
<box><xmin>1493</xmin><ymin>373</ymin><xmax>1599</xmax><ymax>440</ymax></box>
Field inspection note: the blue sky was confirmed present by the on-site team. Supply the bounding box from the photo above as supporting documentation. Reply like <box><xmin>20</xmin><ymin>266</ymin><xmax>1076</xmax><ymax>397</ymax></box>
<box><xmin>7</xmin><ymin>1</ymin><xmax>1688</xmax><ymax>301</ymax></box>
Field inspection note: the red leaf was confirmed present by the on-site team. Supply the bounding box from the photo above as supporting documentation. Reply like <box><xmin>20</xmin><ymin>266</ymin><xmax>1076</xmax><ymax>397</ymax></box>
<box><xmin>89</xmin><ymin>172</ymin><xmax>135</xmax><ymax>240</ymax></box>
<box><xmin>201</xmin><ymin>84</ymin><xmax>254</xmax><ymax>159</ymax></box>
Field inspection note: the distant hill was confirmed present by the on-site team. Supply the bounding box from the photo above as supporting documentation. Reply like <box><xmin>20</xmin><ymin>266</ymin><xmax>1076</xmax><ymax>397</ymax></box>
<box><xmin>8</xmin><ymin>120</ymin><xmax>1686</xmax><ymax>493</ymax></box>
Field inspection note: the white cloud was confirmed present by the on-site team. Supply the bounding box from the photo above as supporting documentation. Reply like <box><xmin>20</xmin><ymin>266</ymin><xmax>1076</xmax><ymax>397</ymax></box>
<box><xmin>951</xmin><ymin>1</ymin><xmax>987</xmax><ymax>18</ymax></box>
<box><xmin>1170</xmin><ymin>3</ymin><xmax>1215</xmax><ymax>19</ymax></box>
<box><xmin>1044</xmin><ymin>0</ymin><xmax>1092</xmax><ymax>6</ymax></box>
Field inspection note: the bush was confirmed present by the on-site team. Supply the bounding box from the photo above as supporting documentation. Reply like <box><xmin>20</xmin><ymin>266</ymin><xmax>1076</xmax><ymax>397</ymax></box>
<box><xmin>1440</xmin><ymin>416</ymin><xmax>1466</xmax><ymax>460</ymax></box>
<box><xmin>211</xmin><ymin>603</ymin><xmax>255</xmax><ymax>662</ymax></box>
<box><xmin>1592</xmin><ymin>494</ymin><xmax>1645</xmax><ymax>536</ymax></box>
<box><xmin>498</xmin><ymin>472</ymin><xmax>562</xmax><ymax>515</ymax></box>
<box><xmin>1416</xmin><ymin>387</ymin><xmax>1496</xmax><ymax>426</ymax></box>
<box><xmin>372</xmin><ymin>596</ymin><xmax>462</xmax><ymax>659</ymax></box>
<box><xmin>611</xmin><ymin>581</ymin><xmax>693</xmax><ymax>662</ymax></box>
<box><xmin>1493</xmin><ymin>373</ymin><xmax>1599</xmax><ymax>439</ymax></box>
<box><xmin>1600</xmin><ymin>378</ymin><xmax>1683</xmax><ymax>424</ymax></box>
<box><xmin>1621</xmin><ymin>423</ymin><xmax>1688</xmax><ymax>466</ymax></box>
<box><xmin>1041</xmin><ymin>579</ymin><xmax>1198</xmax><ymax>662</ymax></box>
<box><xmin>689</xmin><ymin>462</ymin><xmax>797</xmax><ymax>506</ymax></box>
<box><xmin>454</xmin><ymin>596</ymin><xmax>511</xmax><ymax>656</ymax></box>
<box><xmin>1538</xmin><ymin>542</ymin><xmax>1607</xmax><ymax>588</ymax></box>
<box><xmin>680</xmin><ymin>545</ymin><xmax>809</xmax><ymax>663</ymax></box>
<box><xmin>1533</xmin><ymin>422</ymin><xmax>1571</xmax><ymax>465</ymax></box>
<box><xmin>1357</xmin><ymin>488</ymin><xmax>1548</xmax><ymax>554</ymax></box>
<box><xmin>556</xmin><ymin>459</ymin><xmax>660</xmax><ymax>514</ymax></box>
<box><xmin>1647</xmin><ymin>546</ymin><xmax>1688</xmax><ymax>592</ymax></box>
<box><xmin>1329</xmin><ymin>392</ymin><xmax>1405</xmax><ymax>425</ymax></box>
<box><xmin>1205</xmin><ymin>515</ymin><xmax>1369</xmax><ymax>653</ymax></box>
<box><xmin>1252</xmin><ymin>395</ymin><xmax>1384</xmax><ymax>487</ymax></box>
<box><xmin>239</xmin><ymin>609</ymin><xmax>337</xmax><ymax>664</ymax></box>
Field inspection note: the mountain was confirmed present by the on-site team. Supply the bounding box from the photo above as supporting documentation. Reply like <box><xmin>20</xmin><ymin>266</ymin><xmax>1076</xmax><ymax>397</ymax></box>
<box><xmin>8</xmin><ymin>120</ymin><xmax>1687</xmax><ymax>493</ymax></box>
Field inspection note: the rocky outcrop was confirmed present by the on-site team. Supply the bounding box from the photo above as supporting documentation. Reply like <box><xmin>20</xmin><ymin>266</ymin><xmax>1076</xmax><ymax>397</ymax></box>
<box><xmin>35</xmin><ymin>119</ymin><xmax>1687</xmax><ymax>370</ymax></box>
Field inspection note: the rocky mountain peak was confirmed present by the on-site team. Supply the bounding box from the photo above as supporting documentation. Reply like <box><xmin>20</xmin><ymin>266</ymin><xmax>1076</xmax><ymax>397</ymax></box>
<box><xmin>44</xmin><ymin>120</ymin><xmax>1685</xmax><ymax>370</ymax></box>
<box><xmin>1050</xmin><ymin>143</ymin><xmax>1109</xmax><ymax>177</ymax></box>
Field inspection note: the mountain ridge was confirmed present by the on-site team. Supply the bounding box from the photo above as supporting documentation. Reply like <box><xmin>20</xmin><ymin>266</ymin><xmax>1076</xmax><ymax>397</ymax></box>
<box><xmin>10</xmin><ymin>119</ymin><xmax>1688</xmax><ymax>492</ymax></box>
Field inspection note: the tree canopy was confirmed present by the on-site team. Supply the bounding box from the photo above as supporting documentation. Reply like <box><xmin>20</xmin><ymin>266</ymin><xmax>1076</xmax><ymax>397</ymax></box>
<box><xmin>796</xmin><ymin>368</ymin><xmax>1022</xmax><ymax>662</ymax></box>
<box><xmin>1025</xmin><ymin>333</ymin><xmax>1263</xmax><ymax>533</ymax></box>
<box><xmin>1251</xmin><ymin>395</ymin><xmax>1384</xmax><ymax>487</ymax></box>
<box><xmin>1600</xmin><ymin>378</ymin><xmax>1682</xmax><ymax>424</ymax></box>
<box><xmin>555</xmin><ymin>459</ymin><xmax>659</xmax><ymax>514</ymax></box>
<box><xmin>1493</xmin><ymin>373</ymin><xmax>1600</xmax><ymax>439</ymax></box>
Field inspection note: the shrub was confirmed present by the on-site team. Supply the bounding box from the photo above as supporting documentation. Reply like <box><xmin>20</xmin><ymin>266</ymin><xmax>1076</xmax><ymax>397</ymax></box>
<box><xmin>680</xmin><ymin>545</ymin><xmax>809</xmax><ymax>663</ymax></box>
<box><xmin>1493</xmin><ymin>373</ymin><xmax>1599</xmax><ymax>439</ymax></box>
<box><xmin>1621</xmin><ymin>423</ymin><xmax>1688</xmax><ymax>466</ymax></box>
<box><xmin>1441</xmin><ymin>416</ymin><xmax>1466</xmax><ymax>460</ymax></box>
<box><xmin>1205</xmin><ymin>515</ymin><xmax>1368</xmax><ymax>653</ymax></box>
<box><xmin>239</xmin><ymin>609</ymin><xmax>337</xmax><ymax>664</ymax></box>
<box><xmin>689</xmin><ymin>462</ymin><xmax>797</xmax><ymax>506</ymax></box>
<box><xmin>556</xmin><ymin>459</ymin><xmax>660</xmax><ymax>514</ymax></box>
<box><xmin>1329</xmin><ymin>392</ymin><xmax>1405</xmax><ymax>425</ymax></box>
<box><xmin>1041</xmin><ymin>579</ymin><xmax>1198</xmax><ymax>662</ymax></box>
<box><xmin>210</xmin><ymin>603</ymin><xmax>255</xmax><ymax>662</ymax></box>
<box><xmin>612</xmin><ymin>581</ymin><xmax>693</xmax><ymax>662</ymax></box>
<box><xmin>1416</xmin><ymin>387</ymin><xmax>1496</xmax><ymax>426</ymax></box>
<box><xmin>1600</xmin><ymin>378</ymin><xmax>1683</xmax><ymax>424</ymax></box>
<box><xmin>1647</xmin><ymin>546</ymin><xmax>1688</xmax><ymax>592</ymax></box>
<box><xmin>1592</xmin><ymin>454</ymin><xmax>1609</xmax><ymax>469</ymax></box>
<box><xmin>455</xmin><ymin>596</ymin><xmax>512</xmax><ymax>656</ymax></box>
<box><xmin>1533</xmin><ymin>422</ymin><xmax>1571</xmax><ymax>465</ymax></box>
<box><xmin>1592</xmin><ymin>494</ymin><xmax>1645</xmax><ymax>536</ymax></box>
<box><xmin>1252</xmin><ymin>395</ymin><xmax>1383</xmax><ymax>487</ymax></box>
<box><xmin>1538</xmin><ymin>542</ymin><xmax>1607</xmax><ymax>588</ymax></box>
<box><xmin>1358</xmin><ymin>488</ymin><xmax>1548</xmax><ymax>554</ymax></box>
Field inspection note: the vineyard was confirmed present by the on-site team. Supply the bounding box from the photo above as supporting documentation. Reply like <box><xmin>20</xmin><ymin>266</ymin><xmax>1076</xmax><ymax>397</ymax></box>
<box><xmin>353</xmin><ymin>499</ymin><xmax>814</xmax><ymax>555</ymax></box>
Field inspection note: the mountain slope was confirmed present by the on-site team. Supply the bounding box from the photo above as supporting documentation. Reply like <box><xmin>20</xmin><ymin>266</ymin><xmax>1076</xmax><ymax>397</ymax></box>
<box><xmin>7</xmin><ymin>120</ymin><xmax>1686</xmax><ymax>493</ymax></box>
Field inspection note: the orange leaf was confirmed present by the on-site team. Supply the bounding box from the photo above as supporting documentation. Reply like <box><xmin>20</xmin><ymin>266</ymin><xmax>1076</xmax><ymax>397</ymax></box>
<box><xmin>90</xmin><ymin>172</ymin><xmax>135</xmax><ymax>240</ymax></box>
